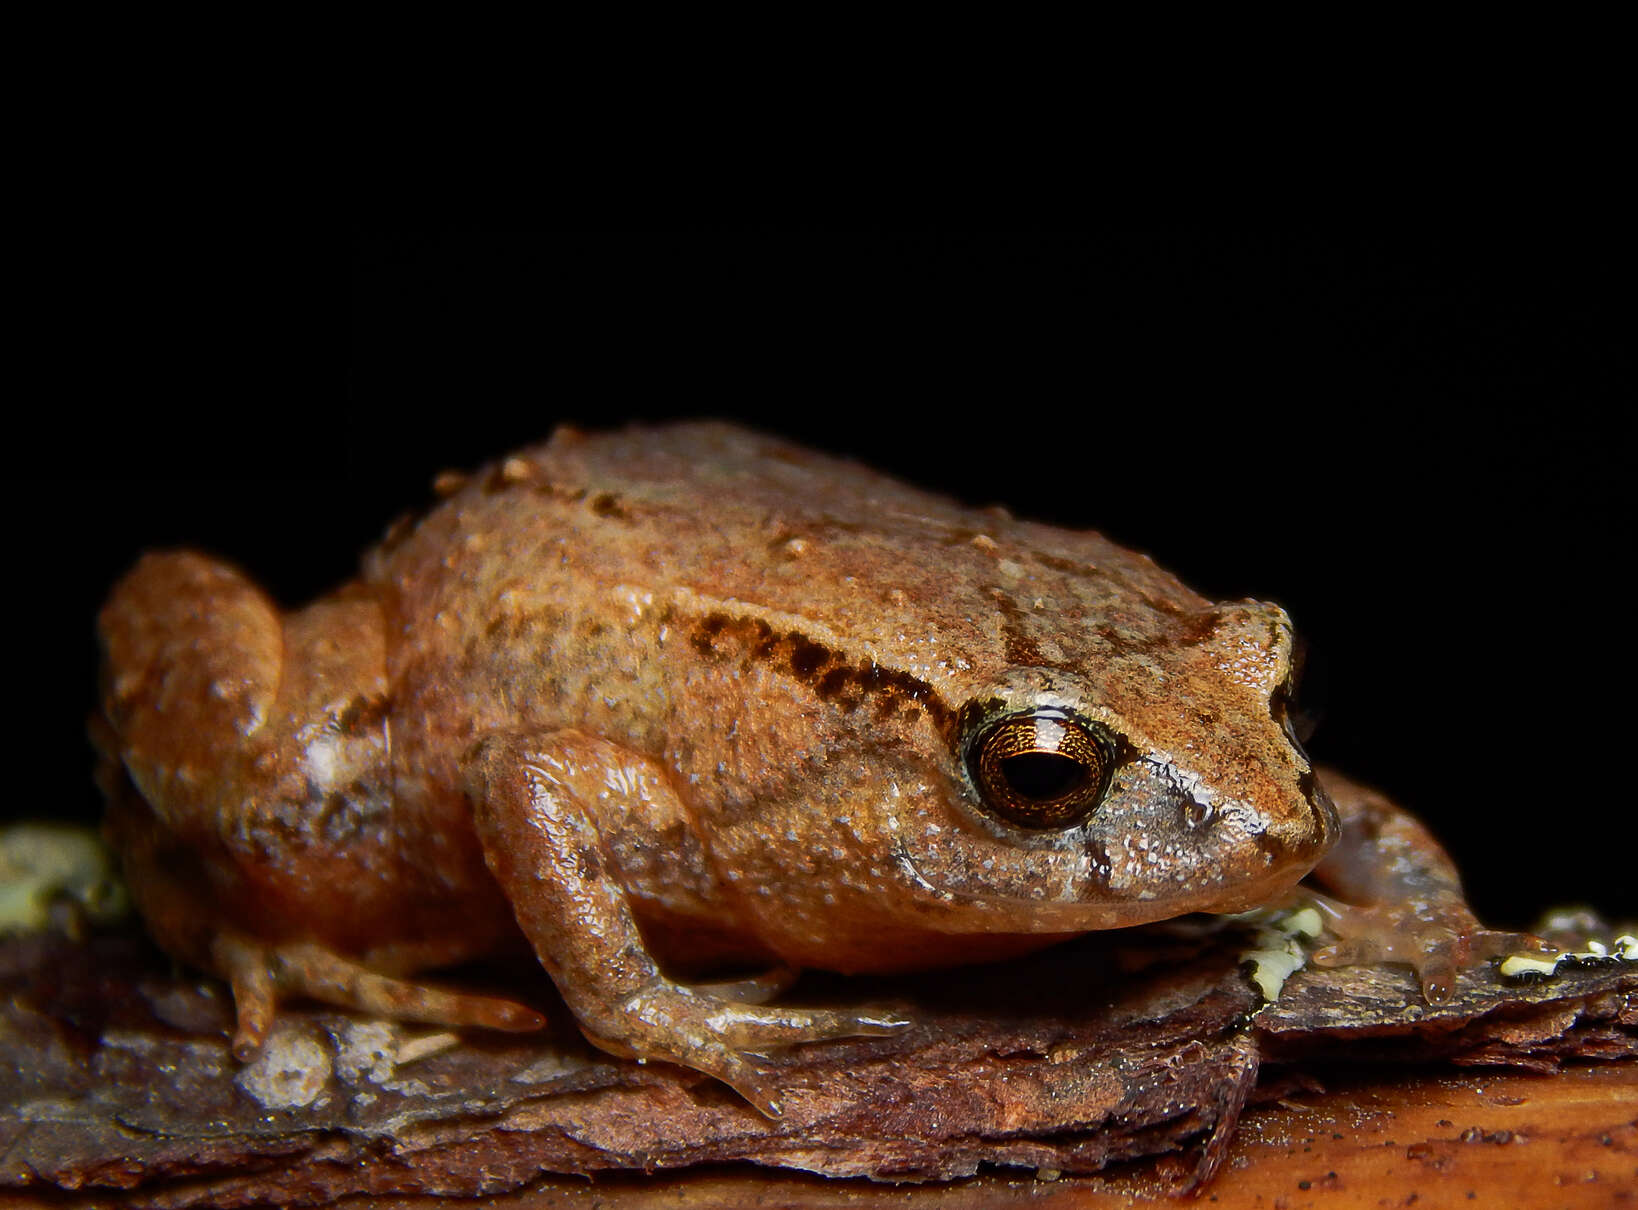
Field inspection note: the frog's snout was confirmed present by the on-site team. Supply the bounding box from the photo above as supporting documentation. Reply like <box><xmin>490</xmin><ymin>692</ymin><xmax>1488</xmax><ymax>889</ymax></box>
<box><xmin>1302</xmin><ymin>775</ymin><xmax>1342</xmax><ymax>860</ymax></box>
<box><xmin>1258</xmin><ymin>775</ymin><xmax>1339</xmax><ymax>875</ymax></box>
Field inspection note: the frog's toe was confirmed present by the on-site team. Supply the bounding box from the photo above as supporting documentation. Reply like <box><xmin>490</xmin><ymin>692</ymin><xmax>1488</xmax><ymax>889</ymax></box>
<box><xmin>212</xmin><ymin>934</ymin><xmax>277</xmax><ymax>1059</ymax></box>
<box><xmin>712</xmin><ymin>1052</ymin><xmax>788</xmax><ymax>1118</ymax></box>
<box><xmin>210</xmin><ymin>933</ymin><xmax>545</xmax><ymax>1057</ymax></box>
<box><xmin>1412</xmin><ymin>955</ymin><xmax>1459</xmax><ymax>1005</ymax></box>
<box><xmin>1310</xmin><ymin>932</ymin><xmax>1460</xmax><ymax>1003</ymax></box>
<box><xmin>272</xmin><ymin>941</ymin><xmax>546</xmax><ymax>1031</ymax></box>
<box><xmin>704</xmin><ymin>1001</ymin><xmax>912</xmax><ymax>1051</ymax></box>
<box><xmin>590</xmin><ymin>982</ymin><xmax>910</xmax><ymax>1116</ymax></box>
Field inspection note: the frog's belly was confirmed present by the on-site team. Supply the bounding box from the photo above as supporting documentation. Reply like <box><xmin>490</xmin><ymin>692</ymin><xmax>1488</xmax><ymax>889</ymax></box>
<box><xmin>101</xmin><ymin>757</ymin><xmax>523</xmax><ymax>976</ymax></box>
<box><xmin>628</xmin><ymin>885</ymin><xmax>1078</xmax><ymax>978</ymax></box>
<box><xmin>767</xmin><ymin>927</ymin><xmax>1080</xmax><ymax>975</ymax></box>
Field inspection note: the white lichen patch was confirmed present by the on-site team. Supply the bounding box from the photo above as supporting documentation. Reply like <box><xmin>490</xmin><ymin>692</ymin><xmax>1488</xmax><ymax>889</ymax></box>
<box><xmin>235</xmin><ymin>1023</ymin><xmax>333</xmax><ymax>1109</ymax></box>
<box><xmin>322</xmin><ymin>1020</ymin><xmax>456</xmax><ymax>1097</ymax></box>
<box><xmin>333</xmin><ymin>1021</ymin><xmax>397</xmax><ymax>1085</ymax></box>
<box><xmin>1232</xmin><ymin>904</ymin><xmax>1325</xmax><ymax>1002</ymax></box>
<box><xmin>1499</xmin><ymin>933</ymin><xmax>1638</xmax><ymax>983</ymax></box>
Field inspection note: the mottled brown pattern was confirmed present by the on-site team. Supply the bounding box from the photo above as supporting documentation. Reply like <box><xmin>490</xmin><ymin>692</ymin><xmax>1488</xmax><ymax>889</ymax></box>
<box><xmin>591</xmin><ymin>492</ymin><xmax>631</xmax><ymax>520</ymax></box>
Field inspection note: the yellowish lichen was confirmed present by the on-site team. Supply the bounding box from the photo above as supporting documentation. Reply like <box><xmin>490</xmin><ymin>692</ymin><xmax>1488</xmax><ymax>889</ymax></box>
<box><xmin>0</xmin><ymin>824</ymin><xmax>128</xmax><ymax>932</ymax></box>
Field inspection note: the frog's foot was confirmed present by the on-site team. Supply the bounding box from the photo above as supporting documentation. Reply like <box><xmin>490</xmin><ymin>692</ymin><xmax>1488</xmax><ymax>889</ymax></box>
<box><xmin>211</xmin><ymin>934</ymin><xmax>546</xmax><ymax>1060</ymax></box>
<box><xmin>1304</xmin><ymin>892</ymin><xmax>1559</xmax><ymax>1005</ymax></box>
<box><xmin>578</xmin><ymin>977</ymin><xmax>910</xmax><ymax>1118</ymax></box>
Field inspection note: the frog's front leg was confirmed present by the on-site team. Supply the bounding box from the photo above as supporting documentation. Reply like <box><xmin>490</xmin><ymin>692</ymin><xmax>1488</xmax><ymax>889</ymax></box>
<box><xmin>464</xmin><ymin>731</ymin><xmax>909</xmax><ymax>1117</ymax></box>
<box><xmin>1305</xmin><ymin>766</ymin><xmax>1555</xmax><ymax>1003</ymax></box>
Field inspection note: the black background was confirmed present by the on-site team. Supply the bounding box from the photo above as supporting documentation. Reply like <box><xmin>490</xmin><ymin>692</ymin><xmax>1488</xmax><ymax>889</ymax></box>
<box><xmin>23</xmin><ymin>230</ymin><xmax>1631</xmax><ymax>927</ymax></box>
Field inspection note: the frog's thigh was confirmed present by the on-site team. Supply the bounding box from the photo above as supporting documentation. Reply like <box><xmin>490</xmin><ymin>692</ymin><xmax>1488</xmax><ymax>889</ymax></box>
<box><xmin>101</xmin><ymin>553</ymin><xmax>397</xmax><ymax>936</ymax></box>
<box><xmin>99</xmin><ymin>552</ymin><xmax>291</xmax><ymax>968</ymax></box>
<box><xmin>99</xmin><ymin>552</ymin><xmax>284</xmax><ymax>829</ymax></box>
<box><xmin>464</xmin><ymin>730</ymin><xmax>908</xmax><ymax>1117</ymax></box>
<box><xmin>101</xmin><ymin>551</ymin><xmax>388</xmax><ymax>891</ymax></box>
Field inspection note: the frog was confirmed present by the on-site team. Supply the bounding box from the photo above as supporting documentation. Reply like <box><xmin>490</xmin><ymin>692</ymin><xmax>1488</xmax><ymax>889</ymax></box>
<box><xmin>94</xmin><ymin>421</ymin><xmax>1548</xmax><ymax>1117</ymax></box>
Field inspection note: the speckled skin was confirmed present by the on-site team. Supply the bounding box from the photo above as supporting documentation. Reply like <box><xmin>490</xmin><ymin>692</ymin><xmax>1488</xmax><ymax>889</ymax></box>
<box><xmin>95</xmin><ymin>423</ymin><xmax>1544</xmax><ymax>1115</ymax></box>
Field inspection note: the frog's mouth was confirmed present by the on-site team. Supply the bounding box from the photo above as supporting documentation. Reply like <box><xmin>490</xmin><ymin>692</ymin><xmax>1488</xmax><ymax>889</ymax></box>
<box><xmin>888</xmin><ymin>838</ymin><xmax>1311</xmax><ymax>934</ymax></box>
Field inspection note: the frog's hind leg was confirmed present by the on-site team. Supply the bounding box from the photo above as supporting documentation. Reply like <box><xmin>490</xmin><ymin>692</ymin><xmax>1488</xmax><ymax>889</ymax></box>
<box><xmin>98</xmin><ymin>551</ymin><xmax>545</xmax><ymax>1053</ymax></box>
<box><xmin>101</xmin><ymin>765</ymin><xmax>545</xmax><ymax>1058</ymax></box>
<box><xmin>211</xmin><ymin>934</ymin><xmax>544</xmax><ymax>1059</ymax></box>
<box><xmin>97</xmin><ymin>550</ymin><xmax>394</xmax><ymax>955</ymax></box>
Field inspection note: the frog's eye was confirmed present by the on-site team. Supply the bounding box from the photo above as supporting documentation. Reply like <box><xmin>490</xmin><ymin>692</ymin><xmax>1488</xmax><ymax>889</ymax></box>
<box><xmin>966</xmin><ymin>710</ymin><xmax>1113</xmax><ymax>830</ymax></box>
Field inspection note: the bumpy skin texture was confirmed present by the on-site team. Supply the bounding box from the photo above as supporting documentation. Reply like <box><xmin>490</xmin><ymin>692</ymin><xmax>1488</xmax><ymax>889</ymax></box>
<box><xmin>95</xmin><ymin>423</ymin><xmax>1542</xmax><ymax>1114</ymax></box>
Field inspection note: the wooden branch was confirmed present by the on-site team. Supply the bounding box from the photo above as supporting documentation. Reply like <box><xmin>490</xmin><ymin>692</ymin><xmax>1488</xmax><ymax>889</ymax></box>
<box><xmin>1</xmin><ymin>917</ymin><xmax>1632</xmax><ymax>1208</ymax></box>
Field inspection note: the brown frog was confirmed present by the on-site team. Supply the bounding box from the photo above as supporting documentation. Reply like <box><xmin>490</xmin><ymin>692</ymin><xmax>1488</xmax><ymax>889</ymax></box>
<box><xmin>94</xmin><ymin>422</ymin><xmax>1545</xmax><ymax>1115</ymax></box>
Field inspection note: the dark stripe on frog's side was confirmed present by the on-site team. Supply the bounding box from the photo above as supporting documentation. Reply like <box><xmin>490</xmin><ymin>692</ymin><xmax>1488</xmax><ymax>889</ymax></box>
<box><xmin>688</xmin><ymin>610</ymin><xmax>953</xmax><ymax>733</ymax></box>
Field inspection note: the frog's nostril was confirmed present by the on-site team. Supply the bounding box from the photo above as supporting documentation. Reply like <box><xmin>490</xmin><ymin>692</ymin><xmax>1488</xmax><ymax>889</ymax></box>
<box><xmin>1180</xmin><ymin>798</ymin><xmax>1214</xmax><ymax>828</ymax></box>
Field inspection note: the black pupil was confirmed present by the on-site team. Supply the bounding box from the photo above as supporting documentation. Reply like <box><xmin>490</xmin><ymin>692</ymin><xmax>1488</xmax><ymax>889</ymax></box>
<box><xmin>1000</xmin><ymin>753</ymin><xmax>1087</xmax><ymax>801</ymax></box>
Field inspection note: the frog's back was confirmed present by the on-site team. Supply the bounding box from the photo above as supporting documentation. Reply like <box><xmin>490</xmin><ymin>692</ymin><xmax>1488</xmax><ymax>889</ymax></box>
<box><xmin>368</xmin><ymin>421</ymin><xmax>1207</xmax><ymax>692</ymax></box>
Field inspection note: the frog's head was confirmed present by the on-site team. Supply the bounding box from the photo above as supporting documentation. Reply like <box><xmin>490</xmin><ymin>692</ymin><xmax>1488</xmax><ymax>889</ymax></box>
<box><xmin>883</xmin><ymin>599</ymin><xmax>1339</xmax><ymax>933</ymax></box>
